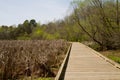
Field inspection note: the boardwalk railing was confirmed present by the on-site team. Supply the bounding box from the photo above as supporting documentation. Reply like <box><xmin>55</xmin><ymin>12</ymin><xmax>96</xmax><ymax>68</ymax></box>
<box><xmin>55</xmin><ymin>44</ymin><xmax>72</xmax><ymax>80</ymax></box>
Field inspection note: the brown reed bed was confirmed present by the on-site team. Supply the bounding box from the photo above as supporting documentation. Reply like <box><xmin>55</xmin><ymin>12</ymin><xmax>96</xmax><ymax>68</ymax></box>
<box><xmin>0</xmin><ymin>40</ymin><xmax>70</xmax><ymax>80</ymax></box>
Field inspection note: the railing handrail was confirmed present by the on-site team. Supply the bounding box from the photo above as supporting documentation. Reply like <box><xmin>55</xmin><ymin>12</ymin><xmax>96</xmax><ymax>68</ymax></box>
<box><xmin>55</xmin><ymin>43</ymin><xmax>72</xmax><ymax>80</ymax></box>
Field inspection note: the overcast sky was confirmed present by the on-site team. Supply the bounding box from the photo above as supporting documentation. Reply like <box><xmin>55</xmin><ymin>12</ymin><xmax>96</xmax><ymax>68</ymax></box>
<box><xmin>0</xmin><ymin>0</ymin><xmax>72</xmax><ymax>26</ymax></box>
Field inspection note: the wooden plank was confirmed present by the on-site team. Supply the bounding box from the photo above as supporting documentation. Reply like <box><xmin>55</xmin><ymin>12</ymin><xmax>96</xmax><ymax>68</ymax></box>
<box><xmin>63</xmin><ymin>42</ymin><xmax>120</xmax><ymax>80</ymax></box>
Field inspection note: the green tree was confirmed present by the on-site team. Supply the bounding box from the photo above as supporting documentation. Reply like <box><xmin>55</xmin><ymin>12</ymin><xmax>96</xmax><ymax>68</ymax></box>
<box><xmin>72</xmin><ymin>0</ymin><xmax>120</xmax><ymax>50</ymax></box>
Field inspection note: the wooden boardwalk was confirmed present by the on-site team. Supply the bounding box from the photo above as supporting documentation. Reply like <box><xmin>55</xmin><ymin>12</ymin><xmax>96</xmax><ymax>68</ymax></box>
<box><xmin>55</xmin><ymin>42</ymin><xmax>120</xmax><ymax>80</ymax></box>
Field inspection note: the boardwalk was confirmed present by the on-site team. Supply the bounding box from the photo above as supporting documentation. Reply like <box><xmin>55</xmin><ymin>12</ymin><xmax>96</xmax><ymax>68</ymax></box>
<box><xmin>56</xmin><ymin>42</ymin><xmax>120</xmax><ymax>80</ymax></box>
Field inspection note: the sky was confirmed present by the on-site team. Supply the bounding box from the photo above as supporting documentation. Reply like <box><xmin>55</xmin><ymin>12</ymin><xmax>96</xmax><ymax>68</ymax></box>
<box><xmin>0</xmin><ymin>0</ymin><xmax>72</xmax><ymax>26</ymax></box>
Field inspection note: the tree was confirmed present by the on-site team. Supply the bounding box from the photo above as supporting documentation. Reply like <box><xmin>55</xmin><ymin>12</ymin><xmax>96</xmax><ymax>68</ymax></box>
<box><xmin>72</xmin><ymin>0</ymin><xmax>120</xmax><ymax>50</ymax></box>
<box><xmin>30</xmin><ymin>19</ymin><xmax>37</xmax><ymax>27</ymax></box>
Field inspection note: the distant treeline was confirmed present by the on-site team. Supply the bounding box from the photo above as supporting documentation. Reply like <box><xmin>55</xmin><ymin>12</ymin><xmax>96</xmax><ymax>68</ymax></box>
<box><xmin>0</xmin><ymin>19</ymin><xmax>86</xmax><ymax>41</ymax></box>
<box><xmin>0</xmin><ymin>0</ymin><xmax>120</xmax><ymax>50</ymax></box>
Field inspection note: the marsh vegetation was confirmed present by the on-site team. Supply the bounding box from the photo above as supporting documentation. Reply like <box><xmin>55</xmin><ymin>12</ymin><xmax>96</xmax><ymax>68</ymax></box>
<box><xmin>0</xmin><ymin>40</ymin><xmax>70</xmax><ymax>80</ymax></box>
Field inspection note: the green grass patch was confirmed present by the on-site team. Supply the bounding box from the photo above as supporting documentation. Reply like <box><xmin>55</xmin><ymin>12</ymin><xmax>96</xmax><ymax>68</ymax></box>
<box><xmin>108</xmin><ymin>56</ymin><xmax>120</xmax><ymax>64</ymax></box>
<box><xmin>100</xmin><ymin>50</ymin><xmax>120</xmax><ymax>64</ymax></box>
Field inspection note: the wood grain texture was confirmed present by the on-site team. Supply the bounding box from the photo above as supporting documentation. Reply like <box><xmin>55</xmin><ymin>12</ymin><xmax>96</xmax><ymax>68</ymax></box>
<box><xmin>63</xmin><ymin>42</ymin><xmax>120</xmax><ymax>80</ymax></box>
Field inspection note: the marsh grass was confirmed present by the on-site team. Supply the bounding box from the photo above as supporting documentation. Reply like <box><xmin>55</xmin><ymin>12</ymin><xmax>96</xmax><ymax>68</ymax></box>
<box><xmin>0</xmin><ymin>40</ymin><xmax>70</xmax><ymax>80</ymax></box>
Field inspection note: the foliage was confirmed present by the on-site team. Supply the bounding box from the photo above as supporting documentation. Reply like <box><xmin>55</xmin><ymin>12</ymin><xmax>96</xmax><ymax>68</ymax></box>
<box><xmin>0</xmin><ymin>17</ymin><xmax>87</xmax><ymax>42</ymax></box>
<box><xmin>85</xmin><ymin>42</ymin><xmax>101</xmax><ymax>51</ymax></box>
<box><xmin>72</xmin><ymin>0</ymin><xmax>120</xmax><ymax>50</ymax></box>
